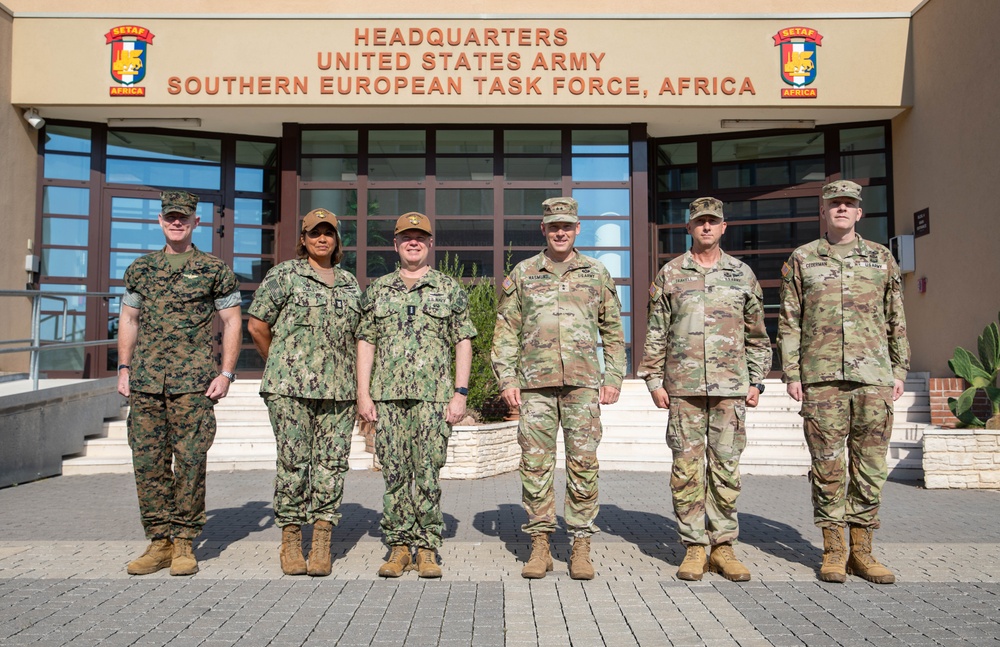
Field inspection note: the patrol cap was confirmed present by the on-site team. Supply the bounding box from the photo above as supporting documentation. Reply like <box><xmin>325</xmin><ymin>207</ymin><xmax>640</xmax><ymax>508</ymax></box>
<box><xmin>542</xmin><ymin>197</ymin><xmax>579</xmax><ymax>224</ymax></box>
<box><xmin>394</xmin><ymin>212</ymin><xmax>433</xmax><ymax>236</ymax></box>
<box><xmin>301</xmin><ymin>208</ymin><xmax>339</xmax><ymax>233</ymax></box>
<box><xmin>688</xmin><ymin>196</ymin><xmax>725</xmax><ymax>221</ymax></box>
<box><xmin>161</xmin><ymin>190</ymin><xmax>198</xmax><ymax>217</ymax></box>
<box><xmin>822</xmin><ymin>180</ymin><xmax>863</xmax><ymax>202</ymax></box>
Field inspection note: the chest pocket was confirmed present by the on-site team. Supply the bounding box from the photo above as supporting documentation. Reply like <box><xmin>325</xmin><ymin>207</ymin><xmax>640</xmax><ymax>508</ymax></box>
<box><xmin>334</xmin><ymin>295</ymin><xmax>361</xmax><ymax>331</ymax></box>
<box><xmin>291</xmin><ymin>291</ymin><xmax>328</xmax><ymax>326</ymax></box>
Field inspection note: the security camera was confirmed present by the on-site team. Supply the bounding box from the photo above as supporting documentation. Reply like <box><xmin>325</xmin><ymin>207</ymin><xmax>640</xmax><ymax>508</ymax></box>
<box><xmin>23</xmin><ymin>108</ymin><xmax>45</xmax><ymax>130</ymax></box>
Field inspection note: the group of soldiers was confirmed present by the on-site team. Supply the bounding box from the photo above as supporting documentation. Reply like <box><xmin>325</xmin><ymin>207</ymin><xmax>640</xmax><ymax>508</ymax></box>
<box><xmin>118</xmin><ymin>178</ymin><xmax>908</xmax><ymax>585</ymax></box>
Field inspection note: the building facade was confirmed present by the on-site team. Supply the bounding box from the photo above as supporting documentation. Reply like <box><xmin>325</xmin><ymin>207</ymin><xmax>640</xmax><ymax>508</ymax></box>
<box><xmin>1</xmin><ymin>0</ymin><xmax>997</xmax><ymax>381</ymax></box>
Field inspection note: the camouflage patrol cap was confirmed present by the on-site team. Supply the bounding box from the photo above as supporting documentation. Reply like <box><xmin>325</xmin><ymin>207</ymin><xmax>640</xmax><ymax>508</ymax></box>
<box><xmin>161</xmin><ymin>190</ymin><xmax>199</xmax><ymax>217</ymax></box>
<box><xmin>394</xmin><ymin>212</ymin><xmax>433</xmax><ymax>236</ymax></box>
<box><xmin>688</xmin><ymin>197</ymin><xmax>725</xmax><ymax>221</ymax></box>
<box><xmin>301</xmin><ymin>208</ymin><xmax>339</xmax><ymax>233</ymax></box>
<box><xmin>542</xmin><ymin>197</ymin><xmax>579</xmax><ymax>224</ymax></box>
<box><xmin>822</xmin><ymin>180</ymin><xmax>863</xmax><ymax>202</ymax></box>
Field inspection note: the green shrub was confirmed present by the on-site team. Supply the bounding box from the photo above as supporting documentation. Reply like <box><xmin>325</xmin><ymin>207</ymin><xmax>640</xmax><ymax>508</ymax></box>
<box><xmin>947</xmin><ymin>311</ymin><xmax>1000</xmax><ymax>428</ymax></box>
<box><xmin>438</xmin><ymin>253</ymin><xmax>505</xmax><ymax>422</ymax></box>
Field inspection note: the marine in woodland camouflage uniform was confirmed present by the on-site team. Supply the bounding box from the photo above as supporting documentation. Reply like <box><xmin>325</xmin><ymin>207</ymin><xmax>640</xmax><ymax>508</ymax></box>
<box><xmin>117</xmin><ymin>190</ymin><xmax>242</xmax><ymax>576</ymax></box>
<box><xmin>248</xmin><ymin>208</ymin><xmax>361</xmax><ymax>576</ymax></box>
<box><xmin>778</xmin><ymin>179</ymin><xmax>909</xmax><ymax>584</ymax></box>
<box><xmin>637</xmin><ymin>196</ymin><xmax>771</xmax><ymax>582</ymax></box>
<box><xmin>356</xmin><ymin>212</ymin><xmax>476</xmax><ymax>578</ymax></box>
<box><xmin>492</xmin><ymin>196</ymin><xmax>625</xmax><ymax>580</ymax></box>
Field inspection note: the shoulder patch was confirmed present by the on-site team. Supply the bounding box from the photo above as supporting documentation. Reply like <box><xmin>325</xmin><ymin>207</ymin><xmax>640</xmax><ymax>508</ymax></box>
<box><xmin>501</xmin><ymin>275</ymin><xmax>515</xmax><ymax>295</ymax></box>
<box><xmin>781</xmin><ymin>262</ymin><xmax>792</xmax><ymax>278</ymax></box>
<box><xmin>648</xmin><ymin>282</ymin><xmax>662</xmax><ymax>302</ymax></box>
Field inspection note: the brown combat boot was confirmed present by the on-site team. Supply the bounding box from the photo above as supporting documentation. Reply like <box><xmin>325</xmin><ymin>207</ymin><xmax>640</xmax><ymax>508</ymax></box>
<box><xmin>846</xmin><ymin>525</ymin><xmax>895</xmax><ymax>584</ymax></box>
<box><xmin>569</xmin><ymin>536</ymin><xmax>595</xmax><ymax>580</ymax></box>
<box><xmin>127</xmin><ymin>538</ymin><xmax>173</xmax><ymax>575</ymax></box>
<box><xmin>170</xmin><ymin>538</ymin><xmax>198</xmax><ymax>576</ymax></box>
<box><xmin>708</xmin><ymin>543</ymin><xmax>751</xmax><ymax>582</ymax></box>
<box><xmin>676</xmin><ymin>545</ymin><xmax>708</xmax><ymax>581</ymax></box>
<box><xmin>819</xmin><ymin>527</ymin><xmax>848</xmax><ymax>583</ymax></box>
<box><xmin>307</xmin><ymin>520</ymin><xmax>333</xmax><ymax>577</ymax></box>
<box><xmin>378</xmin><ymin>545</ymin><xmax>412</xmax><ymax>578</ymax></box>
<box><xmin>415</xmin><ymin>548</ymin><xmax>443</xmax><ymax>578</ymax></box>
<box><xmin>521</xmin><ymin>533</ymin><xmax>553</xmax><ymax>579</ymax></box>
<box><xmin>279</xmin><ymin>525</ymin><xmax>307</xmax><ymax>575</ymax></box>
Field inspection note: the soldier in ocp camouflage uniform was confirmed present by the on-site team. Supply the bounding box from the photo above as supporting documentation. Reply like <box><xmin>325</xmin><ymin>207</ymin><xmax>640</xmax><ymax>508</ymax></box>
<box><xmin>778</xmin><ymin>180</ymin><xmax>909</xmax><ymax>584</ymax></box>
<box><xmin>117</xmin><ymin>190</ymin><xmax>242</xmax><ymax>576</ymax></box>
<box><xmin>491</xmin><ymin>197</ymin><xmax>625</xmax><ymax>580</ymax></box>
<box><xmin>248</xmin><ymin>208</ymin><xmax>360</xmax><ymax>577</ymax></box>
<box><xmin>637</xmin><ymin>197</ymin><xmax>771</xmax><ymax>582</ymax></box>
<box><xmin>356</xmin><ymin>212</ymin><xmax>476</xmax><ymax>579</ymax></box>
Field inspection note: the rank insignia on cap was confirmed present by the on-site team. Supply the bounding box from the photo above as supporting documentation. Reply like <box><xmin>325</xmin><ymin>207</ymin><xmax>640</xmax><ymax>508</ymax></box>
<box><xmin>408</xmin><ymin>215</ymin><xmax>420</xmax><ymax>225</ymax></box>
<box><xmin>781</xmin><ymin>262</ymin><xmax>791</xmax><ymax>277</ymax></box>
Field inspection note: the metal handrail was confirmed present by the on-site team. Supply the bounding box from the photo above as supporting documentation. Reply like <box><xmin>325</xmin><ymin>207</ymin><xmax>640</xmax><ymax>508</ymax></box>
<box><xmin>0</xmin><ymin>289</ymin><xmax>120</xmax><ymax>391</ymax></box>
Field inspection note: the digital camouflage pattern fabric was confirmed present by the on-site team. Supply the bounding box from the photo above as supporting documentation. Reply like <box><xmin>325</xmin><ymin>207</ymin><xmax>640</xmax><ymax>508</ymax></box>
<box><xmin>801</xmin><ymin>382</ymin><xmax>893</xmax><ymax>528</ymax></box>
<box><xmin>637</xmin><ymin>250</ymin><xmax>771</xmax><ymax>397</ymax></box>
<box><xmin>375</xmin><ymin>400</ymin><xmax>450</xmax><ymax>549</ymax></box>
<box><xmin>492</xmin><ymin>250</ymin><xmax>625</xmax><ymax>391</ymax></box>
<box><xmin>518</xmin><ymin>386</ymin><xmax>602</xmax><ymax>536</ymax></box>
<box><xmin>123</xmin><ymin>246</ymin><xmax>240</xmax><ymax>395</ymax></box>
<box><xmin>777</xmin><ymin>235</ymin><xmax>909</xmax><ymax>386</ymax></box>
<box><xmin>356</xmin><ymin>268</ymin><xmax>477</xmax><ymax>402</ymax></box>
<box><xmin>263</xmin><ymin>394</ymin><xmax>356</xmax><ymax>527</ymax></box>
<box><xmin>128</xmin><ymin>392</ymin><xmax>217</xmax><ymax>539</ymax></box>
<box><xmin>249</xmin><ymin>259</ymin><xmax>361</xmax><ymax>400</ymax></box>
<box><xmin>666</xmin><ymin>396</ymin><xmax>746</xmax><ymax>546</ymax></box>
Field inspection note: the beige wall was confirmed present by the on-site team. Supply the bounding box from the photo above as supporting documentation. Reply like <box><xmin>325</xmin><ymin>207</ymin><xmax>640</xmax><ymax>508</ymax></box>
<box><xmin>0</xmin><ymin>7</ymin><xmax>36</xmax><ymax>372</ymax></box>
<box><xmin>891</xmin><ymin>0</ymin><xmax>1000</xmax><ymax>376</ymax></box>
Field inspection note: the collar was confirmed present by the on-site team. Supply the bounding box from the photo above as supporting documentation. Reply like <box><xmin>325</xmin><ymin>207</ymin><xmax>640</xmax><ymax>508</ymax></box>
<box><xmin>295</xmin><ymin>258</ymin><xmax>350</xmax><ymax>287</ymax></box>
<box><xmin>818</xmin><ymin>234</ymin><xmax>872</xmax><ymax>258</ymax></box>
<box><xmin>387</xmin><ymin>267</ymin><xmax>441</xmax><ymax>291</ymax></box>
<box><xmin>680</xmin><ymin>249</ymin><xmax>737</xmax><ymax>272</ymax></box>
<box><xmin>536</xmin><ymin>249</ymin><xmax>590</xmax><ymax>274</ymax></box>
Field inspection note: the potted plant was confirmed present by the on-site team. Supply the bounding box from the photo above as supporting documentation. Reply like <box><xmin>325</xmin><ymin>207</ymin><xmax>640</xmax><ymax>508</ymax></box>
<box><xmin>947</xmin><ymin>311</ymin><xmax>1000</xmax><ymax>429</ymax></box>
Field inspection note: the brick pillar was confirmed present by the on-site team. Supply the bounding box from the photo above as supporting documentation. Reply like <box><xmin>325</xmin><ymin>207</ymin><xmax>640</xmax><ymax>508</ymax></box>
<box><xmin>929</xmin><ymin>378</ymin><xmax>964</xmax><ymax>428</ymax></box>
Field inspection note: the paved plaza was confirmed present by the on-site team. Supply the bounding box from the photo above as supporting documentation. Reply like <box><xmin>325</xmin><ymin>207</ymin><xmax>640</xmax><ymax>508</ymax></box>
<box><xmin>1</xmin><ymin>469</ymin><xmax>999</xmax><ymax>646</ymax></box>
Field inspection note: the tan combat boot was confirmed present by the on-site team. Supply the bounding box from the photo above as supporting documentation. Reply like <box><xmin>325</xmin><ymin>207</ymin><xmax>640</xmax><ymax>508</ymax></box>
<box><xmin>708</xmin><ymin>543</ymin><xmax>751</xmax><ymax>582</ymax></box>
<box><xmin>279</xmin><ymin>525</ymin><xmax>307</xmax><ymax>575</ymax></box>
<box><xmin>846</xmin><ymin>525</ymin><xmax>895</xmax><ymax>584</ymax></box>
<box><xmin>307</xmin><ymin>520</ymin><xmax>333</xmax><ymax>577</ymax></box>
<box><xmin>378</xmin><ymin>545</ymin><xmax>412</xmax><ymax>577</ymax></box>
<box><xmin>819</xmin><ymin>527</ymin><xmax>848</xmax><ymax>583</ymax></box>
<box><xmin>127</xmin><ymin>538</ymin><xmax>173</xmax><ymax>575</ymax></box>
<box><xmin>170</xmin><ymin>538</ymin><xmax>198</xmax><ymax>576</ymax></box>
<box><xmin>415</xmin><ymin>548</ymin><xmax>443</xmax><ymax>578</ymax></box>
<box><xmin>676</xmin><ymin>545</ymin><xmax>708</xmax><ymax>581</ymax></box>
<box><xmin>521</xmin><ymin>533</ymin><xmax>553</xmax><ymax>579</ymax></box>
<box><xmin>569</xmin><ymin>536</ymin><xmax>595</xmax><ymax>580</ymax></box>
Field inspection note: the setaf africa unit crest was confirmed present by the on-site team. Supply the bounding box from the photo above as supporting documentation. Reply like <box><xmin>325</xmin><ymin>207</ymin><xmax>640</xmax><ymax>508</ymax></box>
<box><xmin>106</xmin><ymin>25</ymin><xmax>155</xmax><ymax>97</ymax></box>
<box><xmin>773</xmin><ymin>26</ymin><xmax>822</xmax><ymax>99</ymax></box>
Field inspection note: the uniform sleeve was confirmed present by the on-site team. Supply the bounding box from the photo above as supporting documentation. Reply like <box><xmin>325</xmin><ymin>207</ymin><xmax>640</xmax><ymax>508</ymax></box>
<box><xmin>636</xmin><ymin>269</ymin><xmax>670</xmax><ymax>391</ymax></box>
<box><xmin>777</xmin><ymin>253</ymin><xmax>804</xmax><ymax>383</ymax></box>
<box><xmin>491</xmin><ymin>269</ymin><xmax>523</xmax><ymax>391</ymax></box>
<box><xmin>247</xmin><ymin>266</ymin><xmax>287</xmax><ymax>325</ymax></box>
<box><xmin>355</xmin><ymin>285</ymin><xmax>377</xmax><ymax>343</ymax></box>
<box><xmin>214</xmin><ymin>263</ymin><xmax>240</xmax><ymax>300</ymax></box>
<box><xmin>744</xmin><ymin>273</ymin><xmax>773</xmax><ymax>384</ymax></box>
<box><xmin>450</xmin><ymin>280</ymin><xmax>478</xmax><ymax>343</ymax></box>
<box><xmin>885</xmin><ymin>256</ymin><xmax>911</xmax><ymax>381</ymax></box>
<box><xmin>121</xmin><ymin>289</ymin><xmax>143</xmax><ymax>309</ymax></box>
<box><xmin>597</xmin><ymin>267</ymin><xmax>626</xmax><ymax>389</ymax></box>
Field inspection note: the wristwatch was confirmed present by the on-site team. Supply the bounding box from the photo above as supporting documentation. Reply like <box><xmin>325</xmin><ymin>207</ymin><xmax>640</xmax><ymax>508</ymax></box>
<box><xmin>117</xmin><ymin>364</ymin><xmax>131</xmax><ymax>372</ymax></box>
<box><xmin>454</xmin><ymin>387</ymin><xmax>469</xmax><ymax>396</ymax></box>
<box><xmin>221</xmin><ymin>371</ymin><xmax>237</xmax><ymax>383</ymax></box>
<box><xmin>752</xmin><ymin>382</ymin><xmax>765</xmax><ymax>393</ymax></box>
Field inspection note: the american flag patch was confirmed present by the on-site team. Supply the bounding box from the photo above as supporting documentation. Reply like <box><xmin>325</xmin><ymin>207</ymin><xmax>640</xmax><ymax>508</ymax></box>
<box><xmin>502</xmin><ymin>276</ymin><xmax>514</xmax><ymax>291</ymax></box>
<box><xmin>781</xmin><ymin>262</ymin><xmax>791</xmax><ymax>277</ymax></box>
